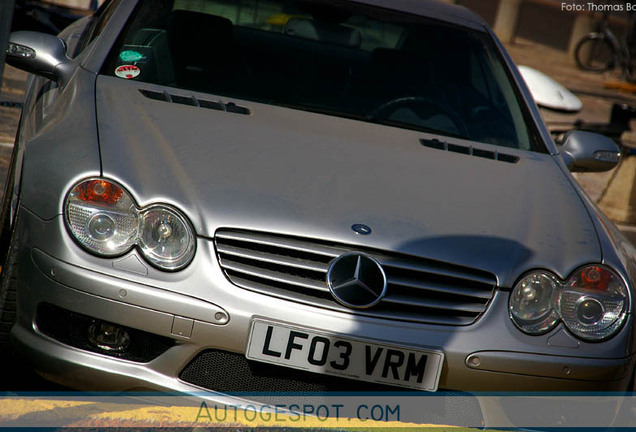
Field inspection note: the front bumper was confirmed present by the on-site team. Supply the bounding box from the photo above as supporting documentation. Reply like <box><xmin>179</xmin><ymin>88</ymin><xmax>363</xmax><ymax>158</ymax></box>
<box><xmin>11</xmin><ymin>207</ymin><xmax>636</xmax><ymax>393</ymax></box>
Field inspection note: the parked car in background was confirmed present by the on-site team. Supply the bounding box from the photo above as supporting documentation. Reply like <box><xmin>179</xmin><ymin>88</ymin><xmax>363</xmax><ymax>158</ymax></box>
<box><xmin>2</xmin><ymin>0</ymin><xmax>635</xmax><ymax>398</ymax></box>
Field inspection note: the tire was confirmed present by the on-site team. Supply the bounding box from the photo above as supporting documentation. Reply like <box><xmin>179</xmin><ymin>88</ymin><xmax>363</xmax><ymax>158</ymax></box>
<box><xmin>0</xmin><ymin>131</ymin><xmax>20</xmax><ymax>266</ymax></box>
<box><xmin>574</xmin><ymin>34</ymin><xmax>617</xmax><ymax>72</ymax></box>
<box><xmin>0</xmin><ymin>128</ymin><xmax>21</xmax><ymax>346</ymax></box>
<box><xmin>0</xmin><ymin>226</ymin><xmax>18</xmax><ymax>347</ymax></box>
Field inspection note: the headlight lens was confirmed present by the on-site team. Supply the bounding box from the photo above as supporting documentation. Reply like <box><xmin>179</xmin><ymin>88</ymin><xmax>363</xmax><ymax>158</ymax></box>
<box><xmin>140</xmin><ymin>206</ymin><xmax>196</xmax><ymax>270</ymax></box>
<box><xmin>509</xmin><ymin>271</ymin><xmax>560</xmax><ymax>334</ymax></box>
<box><xmin>65</xmin><ymin>178</ymin><xmax>195</xmax><ymax>270</ymax></box>
<box><xmin>510</xmin><ymin>266</ymin><xmax>630</xmax><ymax>341</ymax></box>
<box><xmin>65</xmin><ymin>180</ymin><xmax>138</xmax><ymax>256</ymax></box>
<box><xmin>559</xmin><ymin>265</ymin><xmax>628</xmax><ymax>341</ymax></box>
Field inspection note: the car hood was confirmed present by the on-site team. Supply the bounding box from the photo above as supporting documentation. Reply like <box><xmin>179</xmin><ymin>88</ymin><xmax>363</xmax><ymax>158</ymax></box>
<box><xmin>96</xmin><ymin>78</ymin><xmax>600</xmax><ymax>287</ymax></box>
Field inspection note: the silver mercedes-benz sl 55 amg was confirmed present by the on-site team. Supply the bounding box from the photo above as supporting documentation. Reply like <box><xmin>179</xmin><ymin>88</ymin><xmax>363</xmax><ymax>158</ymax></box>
<box><xmin>2</xmin><ymin>0</ymin><xmax>635</xmax><ymax>395</ymax></box>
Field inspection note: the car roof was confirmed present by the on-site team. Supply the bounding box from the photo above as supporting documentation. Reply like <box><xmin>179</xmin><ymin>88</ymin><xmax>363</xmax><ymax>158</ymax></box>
<box><xmin>343</xmin><ymin>0</ymin><xmax>487</xmax><ymax>32</ymax></box>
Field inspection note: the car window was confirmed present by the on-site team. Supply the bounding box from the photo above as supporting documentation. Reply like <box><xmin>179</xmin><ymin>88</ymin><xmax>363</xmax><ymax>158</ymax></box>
<box><xmin>101</xmin><ymin>0</ymin><xmax>542</xmax><ymax>151</ymax></box>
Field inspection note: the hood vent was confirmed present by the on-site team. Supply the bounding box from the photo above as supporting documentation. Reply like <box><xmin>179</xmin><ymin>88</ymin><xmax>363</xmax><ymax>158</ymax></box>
<box><xmin>139</xmin><ymin>89</ymin><xmax>250</xmax><ymax>115</ymax></box>
<box><xmin>420</xmin><ymin>138</ymin><xmax>519</xmax><ymax>164</ymax></box>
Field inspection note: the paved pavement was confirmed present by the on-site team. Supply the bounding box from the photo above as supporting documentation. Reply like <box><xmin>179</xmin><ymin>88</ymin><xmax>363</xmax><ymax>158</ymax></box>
<box><xmin>0</xmin><ymin>65</ymin><xmax>23</xmax><ymax>142</ymax></box>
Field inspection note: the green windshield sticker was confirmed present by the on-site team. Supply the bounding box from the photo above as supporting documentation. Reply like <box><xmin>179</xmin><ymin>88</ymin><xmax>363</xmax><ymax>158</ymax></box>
<box><xmin>119</xmin><ymin>50</ymin><xmax>144</xmax><ymax>62</ymax></box>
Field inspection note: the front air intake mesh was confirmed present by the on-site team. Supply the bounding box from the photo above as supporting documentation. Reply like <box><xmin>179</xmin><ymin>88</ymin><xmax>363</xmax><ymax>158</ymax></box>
<box><xmin>180</xmin><ymin>349</ymin><xmax>414</xmax><ymax>393</ymax></box>
<box><xmin>214</xmin><ymin>229</ymin><xmax>497</xmax><ymax>325</ymax></box>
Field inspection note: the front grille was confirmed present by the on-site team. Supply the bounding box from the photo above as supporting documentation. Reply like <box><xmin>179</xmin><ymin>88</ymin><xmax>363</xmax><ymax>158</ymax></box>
<box><xmin>215</xmin><ymin>229</ymin><xmax>497</xmax><ymax>325</ymax></box>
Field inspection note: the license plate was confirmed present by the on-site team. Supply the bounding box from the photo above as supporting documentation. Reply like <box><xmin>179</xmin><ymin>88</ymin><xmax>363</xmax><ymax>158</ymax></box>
<box><xmin>246</xmin><ymin>319</ymin><xmax>444</xmax><ymax>391</ymax></box>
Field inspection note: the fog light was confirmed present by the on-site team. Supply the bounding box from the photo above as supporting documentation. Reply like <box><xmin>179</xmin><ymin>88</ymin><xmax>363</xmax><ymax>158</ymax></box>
<box><xmin>88</xmin><ymin>321</ymin><xmax>131</xmax><ymax>353</ymax></box>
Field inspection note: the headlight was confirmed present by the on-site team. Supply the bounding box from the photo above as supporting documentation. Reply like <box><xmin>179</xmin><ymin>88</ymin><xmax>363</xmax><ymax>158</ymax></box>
<box><xmin>510</xmin><ymin>266</ymin><xmax>630</xmax><ymax>341</ymax></box>
<box><xmin>509</xmin><ymin>271</ymin><xmax>560</xmax><ymax>334</ymax></box>
<box><xmin>558</xmin><ymin>265</ymin><xmax>628</xmax><ymax>341</ymax></box>
<box><xmin>65</xmin><ymin>178</ymin><xmax>195</xmax><ymax>271</ymax></box>
<box><xmin>65</xmin><ymin>179</ymin><xmax>138</xmax><ymax>256</ymax></box>
<box><xmin>140</xmin><ymin>206</ymin><xmax>196</xmax><ymax>270</ymax></box>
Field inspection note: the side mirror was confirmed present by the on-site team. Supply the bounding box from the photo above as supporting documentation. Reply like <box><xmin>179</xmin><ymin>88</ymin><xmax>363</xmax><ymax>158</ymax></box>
<box><xmin>5</xmin><ymin>31</ymin><xmax>73</xmax><ymax>84</ymax></box>
<box><xmin>560</xmin><ymin>130</ymin><xmax>621</xmax><ymax>172</ymax></box>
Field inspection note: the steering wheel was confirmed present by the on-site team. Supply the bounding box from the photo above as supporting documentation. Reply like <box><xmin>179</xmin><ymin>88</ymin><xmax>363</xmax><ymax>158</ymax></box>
<box><xmin>366</xmin><ymin>96</ymin><xmax>469</xmax><ymax>138</ymax></box>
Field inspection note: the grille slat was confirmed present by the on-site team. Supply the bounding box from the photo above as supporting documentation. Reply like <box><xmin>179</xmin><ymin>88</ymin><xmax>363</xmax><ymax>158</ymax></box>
<box><xmin>380</xmin><ymin>258</ymin><xmax>495</xmax><ymax>287</ymax></box>
<box><xmin>220</xmin><ymin>258</ymin><xmax>329</xmax><ymax>292</ymax></box>
<box><xmin>215</xmin><ymin>229</ymin><xmax>497</xmax><ymax>325</ymax></box>
<box><xmin>216</xmin><ymin>230</ymin><xmax>346</xmax><ymax>258</ymax></box>
<box><xmin>382</xmin><ymin>293</ymin><xmax>487</xmax><ymax>313</ymax></box>
<box><xmin>389</xmin><ymin>276</ymin><xmax>493</xmax><ymax>300</ymax></box>
<box><xmin>224</xmin><ymin>274</ymin><xmax>332</xmax><ymax>302</ymax></box>
<box><xmin>217</xmin><ymin>243</ymin><xmax>330</xmax><ymax>273</ymax></box>
<box><xmin>354</xmin><ymin>309</ymin><xmax>476</xmax><ymax>325</ymax></box>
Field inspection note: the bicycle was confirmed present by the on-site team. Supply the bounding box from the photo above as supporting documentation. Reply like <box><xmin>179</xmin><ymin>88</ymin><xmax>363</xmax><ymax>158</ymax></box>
<box><xmin>574</xmin><ymin>4</ymin><xmax>636</xmax><ymax>82</ymax></box>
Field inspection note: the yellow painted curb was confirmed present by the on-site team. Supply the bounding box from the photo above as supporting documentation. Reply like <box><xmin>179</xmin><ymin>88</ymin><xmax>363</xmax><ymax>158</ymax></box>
<box><xmin>0</xmin><ymin>399</ymin><xmax>95</xmax><ymax>421</ymax></box>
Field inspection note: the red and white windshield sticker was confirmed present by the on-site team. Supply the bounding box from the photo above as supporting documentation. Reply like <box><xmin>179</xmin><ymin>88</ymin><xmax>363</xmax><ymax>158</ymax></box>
<box><xmin>115</xmin><ymin>65</ymin><xmax>141</xmax><ymax>79</ymax></box>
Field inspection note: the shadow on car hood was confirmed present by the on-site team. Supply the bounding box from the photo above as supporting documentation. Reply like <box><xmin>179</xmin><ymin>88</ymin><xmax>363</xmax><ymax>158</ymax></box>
<box><xmin>96</xmin><ymin>78</ymin><xmax>599</xmax><ymax>286</ymax></box>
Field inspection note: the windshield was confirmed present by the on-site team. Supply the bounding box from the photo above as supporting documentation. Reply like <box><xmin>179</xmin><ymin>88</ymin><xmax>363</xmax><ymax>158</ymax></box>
<box><xmin>103</xmin><ymin>0</ymin><xmax>540</xmax><ymax>151</ymax></box>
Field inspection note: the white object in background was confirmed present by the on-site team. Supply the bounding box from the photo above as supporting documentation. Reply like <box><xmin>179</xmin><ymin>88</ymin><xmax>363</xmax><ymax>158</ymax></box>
<box><xmin>518</xmin><ymin>65</ymin><xmax>582</xmax><ymax>113</ymax></box>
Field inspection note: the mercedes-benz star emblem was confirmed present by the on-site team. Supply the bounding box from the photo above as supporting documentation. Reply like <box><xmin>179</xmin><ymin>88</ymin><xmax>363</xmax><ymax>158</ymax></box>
<box><xmin>351</xmin><ymin>224</ymin><xmax>372</xmax><ymax>235</ymax></box>
<box><xmin>327</xmin><ymin>253</ymin><xmax>387</xmax><ymax>309</ymax></box>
